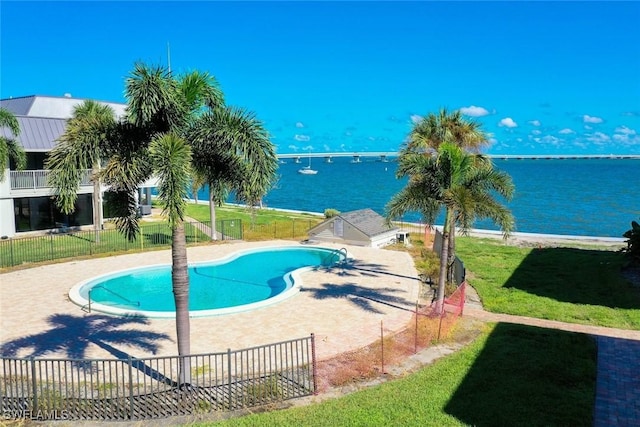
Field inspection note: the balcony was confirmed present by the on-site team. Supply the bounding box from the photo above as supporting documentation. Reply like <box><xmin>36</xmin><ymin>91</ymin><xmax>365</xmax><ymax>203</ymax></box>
<box><xmin>9</xmin><ymin>169</ymin><xmax>93</xmax><ymax>190</ymax></box>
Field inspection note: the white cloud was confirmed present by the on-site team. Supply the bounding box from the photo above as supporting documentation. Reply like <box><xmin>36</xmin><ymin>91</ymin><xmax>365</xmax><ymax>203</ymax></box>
<box><xmin>302</xmin><ymin>145</ymin><xmax>314</xmax><ymax>151</ymax></box>
<box><xmin>323</xmin><ymin>144</ymin><xmax>331</xmax><ymax>151</ymax></box>
<box><xmin>287</xmin><ymin>144</ymin><xmax>299</xmax><ymax>152</ymax></box>
<box><xmin>586</xmin><ymin>132</ymin><xmax>611</xmax><ymax>144</ymax></box>
<box><xmin>488</xmin><ymin>137</ymin><xmax>498</xmax><ymax>145</ymax></box>
<box><xmin>558</xmin><ymin>128</ymin><xmax>575</xmax><ymax>134</ymax></box>
<box><xmin>584</xmin><ymin>125</ymin><xmax>593</xmax><ymax>130</ymax></box>
<box><xmin>528</xmin><ymin>120</ymin><xmax>541</xmax><ymax>126</ymax></box>
<box><xmin>498</xmin><ymin>117</ymin><xmax>518</xmax><ymax>128</ymax></box>
<box><xmin>531</xmin><ymin>129</ymin><xmax>542</xmax><ymax>135</ymax></box>
<box><xmin>294</xmin><ymin>134</ymin><xmax>310</xmax><ymax>142</ymax></box>
<box><xmin>614</xmin><ymin>126</ymin><xmax>636</xmax><ymax>135</ymax></box>
<box><xmin>541</xmin><ymin>135</ymin><xmax>561</xmax><ymax>145</ymax></box>
<box><xmin>459</xmin><ymin>105</ymin><xmax>489</xmax><ymax>117</ymax></box>
<box><xmin>295</xmin><ymin>122</ymin><xmax>305</xmax><ymax>128</ymax></box>
<box><xmin>410</xmin><ymin>114</ymin><xmax>423</xmax><ymax>124</ymax></box>
<box><xmin>583</xmin><ymin>115</ymin><xmax>603</xmax><ymax>124</ymax></box>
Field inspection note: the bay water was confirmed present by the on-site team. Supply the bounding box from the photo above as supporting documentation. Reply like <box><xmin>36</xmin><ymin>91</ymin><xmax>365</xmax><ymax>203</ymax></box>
<box><xmin>199</xmin><ymin>157</ymin><xmax>639</xmax><ymax>238</ymax></box>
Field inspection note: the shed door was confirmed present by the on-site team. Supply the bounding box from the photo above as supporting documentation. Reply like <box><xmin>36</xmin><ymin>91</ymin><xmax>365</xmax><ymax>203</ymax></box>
<box><xmin>334</xmin><ymin>219</ymin><xmax>344</xmax><ymax>237</ymax></box>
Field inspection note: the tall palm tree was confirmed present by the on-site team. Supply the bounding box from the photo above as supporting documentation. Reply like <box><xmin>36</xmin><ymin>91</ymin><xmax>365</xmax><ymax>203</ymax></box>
<box><xmin>48</xmin><ymin>63</ymin><xmax>277</xmax><ymax>385</ymax></box>
<box><xmin>403</xmin><ymin>108</ymin><xmax>490</xmax><ymax>278</ymax></box>
<box><xmin>387</xmin><ymin>143</ymin><xmax>514</xmax><ymax>312</ymax></box>
<box><xmin>0</xmin><ymin>107</ymin><xmax>26</xmax><ymax>181</ymax></box>
<box><xmin>189</xmin><ymin>106</ymin><xmax>278</xmax><ymax>240</ymax></box>
<box><xmin>46</xmin><ymin>101</ymin><xmax>117</xmax><ymax>240</ymax></box>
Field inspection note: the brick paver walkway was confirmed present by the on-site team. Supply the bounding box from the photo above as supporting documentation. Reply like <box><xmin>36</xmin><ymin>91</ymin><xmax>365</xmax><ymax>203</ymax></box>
<box><xmin>464</xmin><ymin>307</ymin><xmax>640</xmax><ymax>427</ymax></box>
<box><xmin>594</xmin><ymin>337</ymin><xmax>640</xmax><ymax>427</ymax></box>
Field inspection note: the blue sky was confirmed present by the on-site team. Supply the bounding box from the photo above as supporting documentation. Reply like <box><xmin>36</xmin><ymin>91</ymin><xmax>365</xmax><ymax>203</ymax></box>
<box><xmin>2</xmin><ymin>1</ymin><xmax>639</xmax><ymax>155</ymax></box>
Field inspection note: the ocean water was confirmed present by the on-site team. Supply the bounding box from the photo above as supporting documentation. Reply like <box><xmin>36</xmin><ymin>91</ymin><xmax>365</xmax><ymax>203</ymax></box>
<box><xmin>198</xmin><ymin>157</ymin><xmax>639</xmax><ymax>238</ymax></box>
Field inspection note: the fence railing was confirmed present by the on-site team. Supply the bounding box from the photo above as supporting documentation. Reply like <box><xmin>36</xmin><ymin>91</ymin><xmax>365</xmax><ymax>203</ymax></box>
<box><xmin>0</xmin><ymin>220</ymin><xmax>242</xmax><ymax>269</ymax></box>
<box><xmin>1</xmin><ymin>335</ymin><xmax>316</xmax><ymax>421</ymax></box>
<box><xmin>9</xmin><ymin>169</ymin><xmax>93</xmax><ymax>190</ymax></box>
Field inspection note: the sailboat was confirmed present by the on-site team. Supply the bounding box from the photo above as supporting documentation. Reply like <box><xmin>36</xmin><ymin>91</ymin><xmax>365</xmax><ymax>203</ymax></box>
<box><xmin>298</xmin><ymin>156</ymin><xmax>318</xmax><ymax>175</ymax></box>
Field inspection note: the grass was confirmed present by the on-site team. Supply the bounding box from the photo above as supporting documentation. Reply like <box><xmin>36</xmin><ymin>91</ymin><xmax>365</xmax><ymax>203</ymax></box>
<box><xmin>456</xmin><ymin>237</ymin><xmax>640</xmax><ymax>330</ymax></box>
<box><xmin>192</xmin><ymin>323</ymin><xmax>597</xmax><ymax>427</ymax></box>
<box><xmin>185</xmin><ymin>203</ymin><xmax>323</xmax><ymax>241</ymax></box>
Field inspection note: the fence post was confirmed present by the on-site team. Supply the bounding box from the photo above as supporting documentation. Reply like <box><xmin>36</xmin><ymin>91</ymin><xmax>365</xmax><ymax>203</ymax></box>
<box><xmin>227</xmin><ymin>348</ymin><xmax>232</xmax><ymax>410</ymax></box>
<box><xmin>415</xmin><ymin>300</ymin><xmax>419</xmax><ymax>354</ymax></box>
<box><xmin>49</xmin><ymin>233</ymin><xmax>54</xmax><ymax>261</ymax></box>
<box><xmin>10</xmin><ymin>238</ymin><xmax>15</xmax><ymax>267</ymax></box>
<box><xmin>30</xmin><ymin>358</ymin><xmax>38</xmax><ymax>412</ymax></box>
<box><xmin>380</xmin><ymin>320</ymin><xmax>385</xmax><ymax>375</ymax></box>
<box><xmin>311</xmin><ymin>333</ymin><xmax>318</xmax><ymax>395</ymax></box>
<box><xmin>128</xmin><ymin>356</ymin><xmax>135</xmax><ymax>420</ymax></box>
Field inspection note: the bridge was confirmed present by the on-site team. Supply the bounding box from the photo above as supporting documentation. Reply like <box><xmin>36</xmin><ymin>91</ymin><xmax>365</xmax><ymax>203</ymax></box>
<box><xmin>275</xmin><ymin>152</ymin><xmax>640</xmax><ymax>163</ymax></box>
<box><xmin>276</xmin><ymin>152</ymin><xmax>397</xmax><ymax>163</ymax></box>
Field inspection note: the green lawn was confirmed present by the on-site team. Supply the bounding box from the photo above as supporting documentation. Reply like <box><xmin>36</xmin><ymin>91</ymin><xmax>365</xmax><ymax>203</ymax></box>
<box><xmin>194</xmin><ymin>323</ymin><xmax>596</xmax><ymax>427</ymax></box>
<box><xmin>456</xmin><ymin>237</ymin><xmax>640</xmax><ymax>330</ymax></box>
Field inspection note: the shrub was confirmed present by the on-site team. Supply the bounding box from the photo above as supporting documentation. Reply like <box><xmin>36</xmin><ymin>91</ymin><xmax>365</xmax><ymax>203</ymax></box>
<box><xmin>324</xmin><ymin>208</ymin><xmax>340</xmax><ymax>218</ymax></box>
<box><xmin>622</xmin><ymin>218</ymin><xmax>640</xmax><ymax>266</ymax></box>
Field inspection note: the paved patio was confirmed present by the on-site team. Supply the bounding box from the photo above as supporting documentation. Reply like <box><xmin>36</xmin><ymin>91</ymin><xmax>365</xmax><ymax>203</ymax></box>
<box><xmin>0</xmin><ymin>240</ymin><xmax>420</xmax><ymax>362</ymax></box>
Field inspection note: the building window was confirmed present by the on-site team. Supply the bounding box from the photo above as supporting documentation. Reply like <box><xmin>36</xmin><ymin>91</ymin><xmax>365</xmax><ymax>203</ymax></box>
<box><xmin>13</xmin><ymin>194</ymin><xmax>93</xmax><ymax>232</ymax></box>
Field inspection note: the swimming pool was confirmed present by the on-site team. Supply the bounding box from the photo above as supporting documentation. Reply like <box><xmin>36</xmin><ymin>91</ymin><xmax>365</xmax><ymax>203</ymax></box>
<box><xmin>69</xmin><ymin>246</ymin><xmax>346</xmax><ymax>318</ymax></box>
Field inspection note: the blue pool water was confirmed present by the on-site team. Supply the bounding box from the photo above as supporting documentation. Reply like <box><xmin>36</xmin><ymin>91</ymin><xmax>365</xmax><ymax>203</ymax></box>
<box><xmin>74</xmin><ymin>246</ymin><xmax>344</xmax><ymax>316</ymax></box>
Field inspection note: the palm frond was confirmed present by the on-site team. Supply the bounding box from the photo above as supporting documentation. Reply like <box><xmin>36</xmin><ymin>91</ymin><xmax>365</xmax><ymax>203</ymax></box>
<box><xmin>149</xmin><ymin>133</ymin><xmax>192</xmax><ymax>227</ymax></box>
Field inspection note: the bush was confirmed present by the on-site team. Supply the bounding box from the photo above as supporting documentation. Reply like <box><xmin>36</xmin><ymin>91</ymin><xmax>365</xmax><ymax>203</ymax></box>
<box><xmin>622</xmin><ymin>219</ymin><xmax>640</xmax><ymax>266</ymax></box>
<box><xmin>324</xmin><ymin>208</ymin><xmax>340</xmax><ymax>218</ymax></box>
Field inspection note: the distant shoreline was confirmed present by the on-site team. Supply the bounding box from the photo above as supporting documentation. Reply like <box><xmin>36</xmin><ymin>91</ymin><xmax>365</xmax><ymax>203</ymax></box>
<box><xmin>194</xmin><ymin>200</ymin><xmax>627</xmax><ymax>246</ymax></box>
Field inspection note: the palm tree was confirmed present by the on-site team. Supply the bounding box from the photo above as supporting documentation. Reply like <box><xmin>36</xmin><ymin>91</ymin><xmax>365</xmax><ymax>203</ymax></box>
<box><xmin>387</xmin><ymin>143</ymin><xmax>514</xmax><ymax>312</ymax></box>
<box><xmin>405</xmin><ymin>107</ymin><xmax>487</xmax><ymax>154</ymax></box>
<box><xmin>403</xmin><ymin>108</ymin><xmax>490</xmax><ymax>277</ymax></box>
<box><xmin>189</xmin><ymin>106</ymin><xmax>278</xmax><ymax>239</ymax></box>
<box><xmin>0</xmin><ymin>107</ymin><xmax>26</xmax><ymax>181</ymax></box>
<box><xmin>46</xmin><ymin>101</ymin><xmax>117</xmax><ymax>240</ymax></box>
<box><xmin>47</xmin><ymin>63</ymin><xmax>277</xmax><ymax>385</ymax></box>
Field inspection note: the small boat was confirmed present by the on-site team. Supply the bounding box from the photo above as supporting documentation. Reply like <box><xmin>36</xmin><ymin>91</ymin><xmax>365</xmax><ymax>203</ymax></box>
<box><xmin>298</xmin><ymin>157</ymin><xmax>318</xmax><ymax>175</ymax></box>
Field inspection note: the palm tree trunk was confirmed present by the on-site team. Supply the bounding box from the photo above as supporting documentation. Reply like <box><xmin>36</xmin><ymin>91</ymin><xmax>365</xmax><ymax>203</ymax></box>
<box><xmin>92</xmin><ymin>161</ymin><xmax>102</xmax><ymax>242</ymax></box>
<box><xmin>435</xmin><ymin>209</ymin><xmax>453</xmax><ymax>314</ymax></box>
<box><xmin>447</xmin><ymin>217</ymin><xmax>456</xmax><ymax>285</ymax></box>
<box><xmin>209</xmin><ymin>189</ymin><xmax>217</xmax><ymax>240</ymax></box>
<box><xmin>172</xmin><ymin>223</ymin><xmax>191</xmax><ymax>384</ymax></box>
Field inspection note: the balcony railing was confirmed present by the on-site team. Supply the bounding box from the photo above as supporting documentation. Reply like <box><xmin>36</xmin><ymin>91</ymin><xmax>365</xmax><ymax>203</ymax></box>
<box><xmin>9</xmin><ymin>169</ymin><xmax>93</xmax><ymax>190</ymax></box>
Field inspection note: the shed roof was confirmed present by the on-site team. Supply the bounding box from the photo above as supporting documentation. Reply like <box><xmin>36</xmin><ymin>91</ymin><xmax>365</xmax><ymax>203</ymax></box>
<box><xmin>339</xmin><ymin>208</ymin><xmax>398</xmax><ymax>237</ymax></box>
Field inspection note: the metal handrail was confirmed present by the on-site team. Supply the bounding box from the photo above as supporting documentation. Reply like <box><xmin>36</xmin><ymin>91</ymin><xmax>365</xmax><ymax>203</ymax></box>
<box><xmin>88</xmin><ymin>285</ymin><xmax>140</xmax><ymax>312</ymax></box>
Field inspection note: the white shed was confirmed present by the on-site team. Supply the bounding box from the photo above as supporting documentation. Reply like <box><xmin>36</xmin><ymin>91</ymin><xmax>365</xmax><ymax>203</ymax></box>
<box><xmin>307</xmin><ymin>208</ymin><xmax>400</xmax><ymax>248</ymax></box>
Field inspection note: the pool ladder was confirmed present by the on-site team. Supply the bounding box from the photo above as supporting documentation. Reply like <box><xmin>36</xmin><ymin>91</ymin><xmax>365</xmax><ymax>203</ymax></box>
<box><xmin>87</xmin><ymin>285</ymin><xmax>140</xmax><ymax>313</ymax></box>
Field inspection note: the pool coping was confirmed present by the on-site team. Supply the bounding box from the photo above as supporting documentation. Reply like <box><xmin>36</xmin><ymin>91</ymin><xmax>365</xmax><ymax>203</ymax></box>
<box><xmin>68</xmin><ymin>245</ymin><xmax>345</xmax><ymax>319</ymax></box>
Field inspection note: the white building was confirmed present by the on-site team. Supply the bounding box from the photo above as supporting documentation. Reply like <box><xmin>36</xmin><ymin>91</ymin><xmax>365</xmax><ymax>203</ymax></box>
<box><xmin>0</xmin><ymin>95</ymin><xmax>127</xmax><ymax>238</ymax></box>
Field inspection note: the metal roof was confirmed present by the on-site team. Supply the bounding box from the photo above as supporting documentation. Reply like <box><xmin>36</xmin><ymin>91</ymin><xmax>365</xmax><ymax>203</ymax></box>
<box><xmin>0</xmin><ymin>95</ymin><xmax>127</xmax><ymax>152</ymax></box>
<box><xmin>0</xmin><ymin>116</ymin><xmax>67</xmax><ymax>152</ymax></box>
<box><xmin>0</xmin><ymin>96</ymin><xmax>36</xmax><ymax>115</ymax></box>
<box><xmin>0</xmin><ymin>95</ymin><xmax>126</xmax><ymax>119</ymax></box>
<box><xmin>340</xmin><ymin>208</ymin><xmax>398</xmax><ymax>237</ymax></box>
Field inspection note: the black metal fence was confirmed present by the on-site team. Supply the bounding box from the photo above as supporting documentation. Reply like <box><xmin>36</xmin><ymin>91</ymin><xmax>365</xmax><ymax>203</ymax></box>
<box><xmin>1</xmin><ymin>335</ymin><xmax>316</xmax><ymax>421</ymax></box>
<box><xmin>0</xmin><ymin>220</ymin><xmax>242</xmax><ymax>269</ymax></box>
<box><xmin>432</xmin><ymin>228</ymin><xmax>466</xmax><ymax>286</ymax></box>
